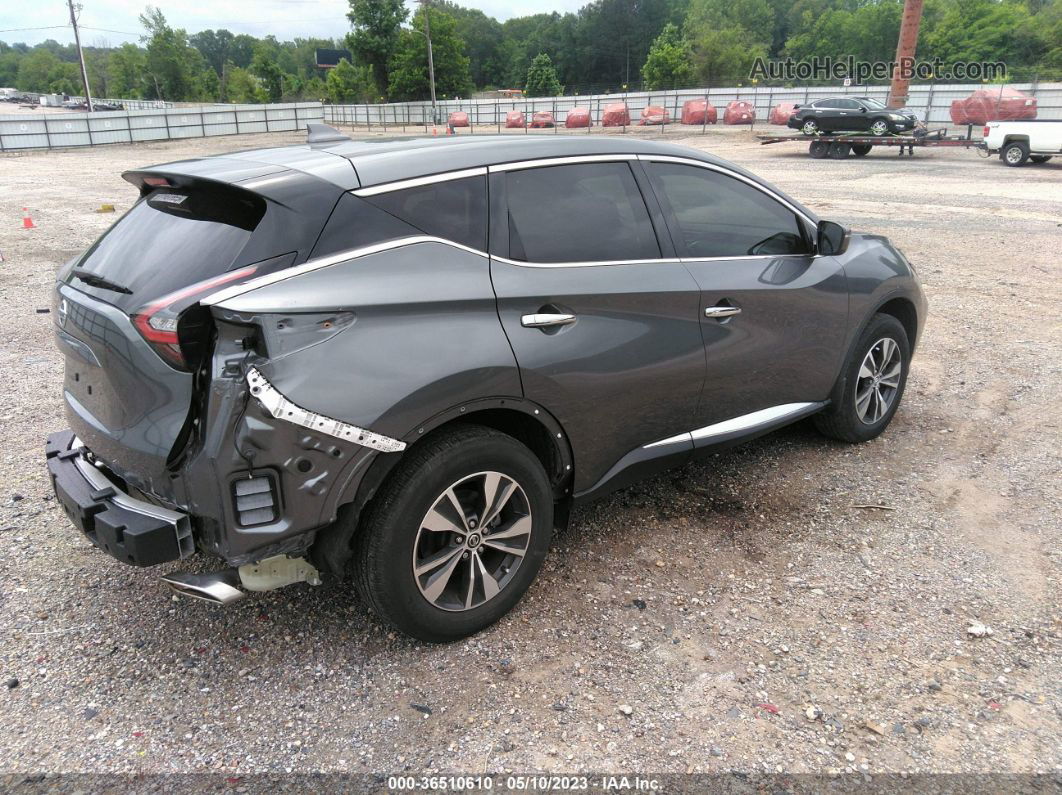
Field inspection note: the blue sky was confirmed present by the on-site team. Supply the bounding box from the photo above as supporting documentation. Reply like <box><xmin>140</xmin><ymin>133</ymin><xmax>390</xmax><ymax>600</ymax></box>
<box><xmin>2</xmin><ymin>0</ymin><xmax>587</xmax><ymax>47</ymax></box>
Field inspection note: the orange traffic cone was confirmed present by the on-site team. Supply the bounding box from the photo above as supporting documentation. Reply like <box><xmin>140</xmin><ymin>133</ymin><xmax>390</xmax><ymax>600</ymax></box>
<box><xmin>22</xmin><ymin>208</ymin><xmax>35</xmax><ymax>229</ymax></box>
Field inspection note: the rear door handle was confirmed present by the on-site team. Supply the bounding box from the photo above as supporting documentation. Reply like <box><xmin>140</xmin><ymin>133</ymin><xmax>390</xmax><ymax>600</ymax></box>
<box><xmin>704</xmin><ymin>306</ymin><xmax>741</xmax><ymax>319</ymax></box>
<box><xmin>522</xmin><ymin>312</ymin><xmax>576</xmax><ymax>328</ymax></box>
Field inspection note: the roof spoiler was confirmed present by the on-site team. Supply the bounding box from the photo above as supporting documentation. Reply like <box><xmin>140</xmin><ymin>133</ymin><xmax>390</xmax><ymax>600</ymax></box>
<box><xmin>307</xmin><ymin>123</ymin><xmax>351</xmax><ymax>146</ymax></box>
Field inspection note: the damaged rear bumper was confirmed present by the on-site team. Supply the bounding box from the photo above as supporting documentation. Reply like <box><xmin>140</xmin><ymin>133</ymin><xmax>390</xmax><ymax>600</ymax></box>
<box><xmin>46</xmin><ymin>430</ymin><xmax>194</xmax><ymax>566</ymax></box>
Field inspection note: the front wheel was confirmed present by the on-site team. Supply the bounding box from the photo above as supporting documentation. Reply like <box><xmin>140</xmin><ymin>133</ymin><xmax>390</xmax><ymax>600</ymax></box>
<box><xmin>814</xmin><ymin>313</ymin><xmax>911</xmax><ymax>443</ymax></box>
<box><xmin>352</xmin><ymin>425</ymin><xmax>553</xmax><ymax>642</ymax></box>
<box><xmin>869</xmin><ymin>118</ymin><xmax>891</xmax><ymax>136</ymax></box>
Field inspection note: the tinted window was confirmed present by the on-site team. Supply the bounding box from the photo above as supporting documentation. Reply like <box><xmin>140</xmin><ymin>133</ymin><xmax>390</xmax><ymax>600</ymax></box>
<box><xmin>365</xmin><ymin>175</ymin><xmax>486</xmax><ymax>250</ymax></box>
<box><xmin>72</xmin><ymin>186</ymin><xmax>263</xmax><ymax>305</ymax></box>
<box><xmin>649</xmin><ymin>163</ymin><xmax>809</xmax><ymax>258</ymax></box>
<box><xmin>812</xmin><ymin>99</ymin><xmax>839</xmax><ymax>108</ymax></box>
<box><xmin>312</xmin><ymin>175</ymin><xmax>487</xmax><ymax>258</ymax></box>
<box><xmin>834</xmin><ymin>99</ymin><xmax>860</xmax><ymax>109</ymax></box>
<box><xmin>505</xmin><ymin>162</ymin><xmax>659</xmax><ymax>263</ymax></box>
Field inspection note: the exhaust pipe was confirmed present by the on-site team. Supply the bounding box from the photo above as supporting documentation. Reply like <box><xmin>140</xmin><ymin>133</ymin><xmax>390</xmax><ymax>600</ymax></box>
<box><xmin>161</xmin><ymin>569</ymin><xmax>246</xmax><ymax>605</ymax></box>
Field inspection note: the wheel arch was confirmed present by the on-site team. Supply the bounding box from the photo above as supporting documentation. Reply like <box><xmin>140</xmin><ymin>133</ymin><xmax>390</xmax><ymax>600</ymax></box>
<box><xmin>311</xmin><ymin>399</ymin><xmax>575</xmax><ymax>575</ymax></box>
<box><xmin>876</xmin><ymin>296</ymin><xmax>920</xmax><ymax>351</ymax></box>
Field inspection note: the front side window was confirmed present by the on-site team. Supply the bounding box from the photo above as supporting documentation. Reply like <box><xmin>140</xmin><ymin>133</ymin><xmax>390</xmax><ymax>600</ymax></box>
<box><xmin>647</xmin><ymin>163</ymin><xmax>810</xmax><ymax>259</ymax></box>
<box><xmin>505</xmin><ymin>162</ymin><xmax>660</xmax><ymax>263</ymax></box>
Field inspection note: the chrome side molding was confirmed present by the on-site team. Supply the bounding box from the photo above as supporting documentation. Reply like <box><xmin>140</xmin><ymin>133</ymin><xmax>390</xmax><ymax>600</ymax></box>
<box><xmin>645</xmin><ymin>402</ymin><xmax>825</xmax><ymax>449</ymax></box>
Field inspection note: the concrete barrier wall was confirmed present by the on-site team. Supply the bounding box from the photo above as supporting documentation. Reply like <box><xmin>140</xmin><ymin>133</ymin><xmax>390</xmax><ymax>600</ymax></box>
<box><xmin>323</xmin><ymin>82</ymin><xmax>1062</xmax><ymax>128</ymax></box>
<box><xmin>0</xmin><ymin>103</ymin><xmax>324</xmax><ymax>151</ymax></box>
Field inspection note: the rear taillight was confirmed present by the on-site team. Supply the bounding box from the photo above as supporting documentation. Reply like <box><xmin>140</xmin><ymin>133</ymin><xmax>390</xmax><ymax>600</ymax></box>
<box><xmin>983</xmin><ymin>125</ymin><xmax>990</xmax><ymax>137</ymax></box>
<box><xmin>132</xmin><ymin>265</ymin><xmax>257</xmax><ymax>369</ymax></box>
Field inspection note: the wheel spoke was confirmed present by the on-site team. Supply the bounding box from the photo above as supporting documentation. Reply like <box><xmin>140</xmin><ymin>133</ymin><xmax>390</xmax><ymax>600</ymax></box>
<box><xmin>414</xmin><ymin>544</ymin><xmax>463</xmax><ymax>577</ymax></box>
<box><xmin>858</xmin><ymin>360</ymin><xmax>875</xmax><ymax>379</ymax></box>
<box><xmin>465</xmin><ymin>553</ymin><xmax>477</xmax><ymax>609</ymax></box>
<box><xmin>480</xmin><ymin>475</ymin><xmax>516</xmax><ymax>528</ymax></box>
<box><xmin>482</xmin><ymin>538</ymin><xmax>527</xmax><ymax>557</ymax></box>
<box><xmin>485</xmin><ymin>514</ymin><xmax>531</xmax><ymax>541</ymax></box>
<box><xmin>474</xmin><ymin>553</ymin><xmax>500</xmax><ymax>601</ymax></box>
<box><xmin>420</xmin><ymin>548</ymin><xmax>464</xmax><ymax>603</ymax></box>
<box><xmin>443</xmin><ymin>488</ymin><xmax>470</xmax><ymax>531</ymax></box>
<box><xmin>855</xmin><ymin>386</ymin><xmax>874</xmax><ymax>418</ymax></box>
<box><xmin>421</xmin><ymin>503</ymin><xmax>465</xmax><ymax>535</ymax></box>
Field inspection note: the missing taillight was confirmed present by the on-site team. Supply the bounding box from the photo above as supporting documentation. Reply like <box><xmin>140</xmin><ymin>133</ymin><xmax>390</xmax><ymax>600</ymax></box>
<box><xmin>132</xmin><ymin>265</ymin><xmax>258</xmax><ymax>369</ymax></box>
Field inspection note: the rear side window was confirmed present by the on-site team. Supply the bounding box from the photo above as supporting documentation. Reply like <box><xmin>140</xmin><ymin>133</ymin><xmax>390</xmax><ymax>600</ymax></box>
<box><xmin>73</xmin><ymin>186</ymin><xmax>263</xmax><ymax>304</ymax></box>
<box><xmin>648</xmin><ymin>163</ymin><xmax>809</xmax><ymax>259</ymax></box>
<box><xmin>312</xmin><ymin>175</ymin><xmax>487</xmax><ymax>257</ymax></box>
<box><xmin>505</xmin><ymin>162</ymin><xmax>660</xmax><ymax>263</ymax></box>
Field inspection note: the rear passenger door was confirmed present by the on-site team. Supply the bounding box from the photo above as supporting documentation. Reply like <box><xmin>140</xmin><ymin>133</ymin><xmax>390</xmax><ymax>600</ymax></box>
<box><xmin>643</xmin><ymin>158</ymin><xmax>849</xmax><ymax>438</ymax></box>
<box><xmin>489</xmin><ymin>158</ymin><xmax>706</xmax><ymax>495</ymax></box>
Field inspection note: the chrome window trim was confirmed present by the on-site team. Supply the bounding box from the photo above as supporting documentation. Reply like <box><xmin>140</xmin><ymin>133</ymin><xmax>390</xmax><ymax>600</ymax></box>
<box><xmin>488</xmin><ymin>153</ymin><xmax>637</xmax><ymax>173</ymax></box>
<box><xmin>635</xmin><ymin>154</ymin><xmax>818</xmax><ymax>227</ymax></box>
<box><xmin>352</xmin><ymin>167</ymin><xmax>488</xmax><ymax>197</ymax></box>
<box><xmin>492</xmin><ymin>255</ymin><xmax>682</xmax><ymax>269</ymax></box>
<box><xmin>644</xmin><ymin>402</ymin><xmax>825</xmax><ymax>449</ymax></box>
<box><xmin>203</xmin><ymin>236</ymin><xmax>489</xmax><ymax>307</ymax></box>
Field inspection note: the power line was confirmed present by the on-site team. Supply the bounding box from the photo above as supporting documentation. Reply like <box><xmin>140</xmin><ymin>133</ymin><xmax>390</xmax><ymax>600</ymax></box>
<box><xmin>0</xmin><ymin>25</ymin><xmax>68</xmax><ymax>33</ymax></box>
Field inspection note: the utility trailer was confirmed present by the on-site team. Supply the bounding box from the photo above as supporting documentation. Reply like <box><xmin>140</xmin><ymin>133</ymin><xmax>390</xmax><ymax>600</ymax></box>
<box><xmin>757</xmin><ymin>128</ymin><xmax>984</xmax><ymax>159</ymax></box>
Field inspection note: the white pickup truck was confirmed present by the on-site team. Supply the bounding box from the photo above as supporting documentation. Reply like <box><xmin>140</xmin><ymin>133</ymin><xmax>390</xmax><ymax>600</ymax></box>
<box><xmin>983</xmin><ymin>120</ymin><xmax>1062</xmax><ymax>166</ymax></box>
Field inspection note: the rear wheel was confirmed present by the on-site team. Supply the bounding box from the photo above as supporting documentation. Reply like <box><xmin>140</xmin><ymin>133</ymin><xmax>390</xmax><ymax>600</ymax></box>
<box><xmin>809</xmin><ymin>140</ymin><xmax>830</xmax><ymax>159</ymax></box>
<box><xmin>869</xmin><ymin>118</ymin><xmax>891</xmax><ymax>136</ymax></box>
<box><xmin>828</xmin><ymin>142</ymin><xmax>852</xmax><ymax>159</ymax></box>
<box><xmin>814</xmin><ymin>313</ymin><xmax>910</xmax><ymax>443</ymax></box>
<box><xmin>801</xmin><ymin>118</ymin><xmax>819</xmax><ymax>135</ymax></box>
<box><xmin>353</xmin><ymin>425</ymin><xmax>553</xmax><ymax>642</ymax></box>
<box><xmin>851</xmin><ymin>143</ymin><xmax>873</xmax><ymax>157</ymax></box>
<box><xmin>1001</xmin><ymin>141</ymin><xmax>1030</xmax><ymax>167</ymax></box>
<box><xmin>1030</xmin><ymin>155</ymin><xmax>1052</xmax><ymax>164</ymax></box>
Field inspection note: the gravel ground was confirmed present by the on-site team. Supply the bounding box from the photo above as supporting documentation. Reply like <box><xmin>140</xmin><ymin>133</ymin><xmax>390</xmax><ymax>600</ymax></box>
<box><xmin>0</xmin><ymin>127</ymin><xmax>1059</xmax><ymax>779</ymax></box>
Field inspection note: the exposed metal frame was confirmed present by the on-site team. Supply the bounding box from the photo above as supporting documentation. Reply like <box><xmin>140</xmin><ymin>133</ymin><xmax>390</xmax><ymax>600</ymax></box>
<box><xmin>246</xmin><ymin>368</ymin><xmax>407</xmax><ymax>453</ymax></box>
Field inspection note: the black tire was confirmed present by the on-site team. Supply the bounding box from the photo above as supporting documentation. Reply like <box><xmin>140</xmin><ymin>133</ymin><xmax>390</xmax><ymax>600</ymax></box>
<box><xmin>1001</xmin><ymin>141</ymin><xmax>1029</xmax><ymax>167</ymax></box>
<box><xmin>801</xmin><ymin>118</ymin><xmax>819</xmax><ymax>135</ymax></box>
<box><xmin>851</xmin><ymin>143</ymin><xmax>873</xmax><ymax>157</ymax></box>
<box><xmin>352</xmin><ymin>425</ymin><xmax>553</xmax><ymax>642</ymax></box>
<box><xmin>809</xmin><ymin>140</ymin><xmax>829</xmax><ymax>159</ymax></box>
<box><xmin>813</xmin><ymin>313</ymin><xmax>911</xmax><ymax>444</ymax></box>
<box><xmin>1030</xmin><ymin>155</ymin><xmax>1052</xmax><ymax>164</ymax></box>
<box><xmin>868</xmin><ymin>118</ymin><xmax>891</xmax><ymax>136</ymax></box>
<box><xmin>828</xmin><ymin>142</ymin><xmax>851</xmax><ymax>159</ymax></box>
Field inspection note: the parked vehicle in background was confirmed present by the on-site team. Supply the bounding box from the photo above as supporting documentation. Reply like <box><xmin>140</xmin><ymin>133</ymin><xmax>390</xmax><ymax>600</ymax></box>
<box><xmin>788</xmin><ymin>97</ymin><xmax>920</xmax><ymax>136</ymax></box>
<box><xmin>47</xmin><ymin>129</ymin><xmax>926</xmax><ymax>642</ymax></box>
<box><xmin>982</xmin><ymin>120</ymin><xmax>1061</xmax><ymax>166</ymax></box>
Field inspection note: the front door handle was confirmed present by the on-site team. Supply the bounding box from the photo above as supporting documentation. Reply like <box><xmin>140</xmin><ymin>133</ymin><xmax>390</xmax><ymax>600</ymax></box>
<box><xmin>522</xmin><ymin>312</ymin><xmax>576</xmax><ymax>328</ymax></box>
<box><xmin>704</xmin><ymin>305</ymin><xmax>741</xmax><ymax>319</ymax></box>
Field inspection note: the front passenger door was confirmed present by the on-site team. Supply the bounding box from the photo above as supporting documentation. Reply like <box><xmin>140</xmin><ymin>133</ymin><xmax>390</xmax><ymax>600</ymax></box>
<box><xmin>643</xmin><ymin>160</ymin><xmax>850</xmax><ymax>436</ymax></box>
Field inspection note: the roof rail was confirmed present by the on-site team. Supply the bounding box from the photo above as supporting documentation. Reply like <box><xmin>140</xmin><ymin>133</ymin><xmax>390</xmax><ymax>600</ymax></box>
<box><xmin>307</xmin><ymin>123</ymin><xmax>351</xmax><ymax>146</ymax></box>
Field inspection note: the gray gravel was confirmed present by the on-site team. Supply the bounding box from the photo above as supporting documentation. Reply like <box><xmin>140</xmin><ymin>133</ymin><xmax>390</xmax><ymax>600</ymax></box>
<box><xmin>0</xmin><ymin>128</ymin><xmax>1059</xmax><ymax>776</ymax></box>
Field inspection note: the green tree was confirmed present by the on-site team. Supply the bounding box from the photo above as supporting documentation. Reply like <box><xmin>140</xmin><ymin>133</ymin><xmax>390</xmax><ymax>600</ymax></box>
<box><xmin>387</xmin><ymin>6</ymin><xmax>473</xmax><ymax>101</ymax></box>
<box><xmin>251</xmin><ymin>46</ymin><xmax>284</xmax><ymax>101</ymax></box>
<box><xmin>139</xmin><ymin>6</ymin><xmax>215</xmax><ymax>100</ymax></box>
<box><xmin>641</xmin><ymin>22</ymin><xmax>694</xmax><ymax>88</ymax></box>
<box><xmin>684</xmin><ymin>0</ymin><xmax>771</xmax><ymax>84</ymax></box>
<box><xmin>325</xmin><ymin>57</ymin><xmax>375</xmax><ymax>102</ymax></box>
<box><xmin>108</xmin><ymin>43</ymin><xmax>147</xmax><ymax>98</ymax></box>
<box><xmin>439</xmin><ymin>2</ymin><xmax>506</xmax><ymax>87</ymax></box>
<box><xmin>524</xmin><ymin>52</ymin><xmax>563</xmax><ymax>96</ymax></box>
<box><xmin>226</xmin><ymin>65</ymin><xmax>267</xmax><ymax>103</ymax></box>
<box><xmin>15</xmin><ymin>49</ymin><xmax>63</xmax><ymax>91</ymax></box>
<box><xmin>346</xmin><ymin>0</ymin><xmax>408</xmax><ymax>98</ymax></box>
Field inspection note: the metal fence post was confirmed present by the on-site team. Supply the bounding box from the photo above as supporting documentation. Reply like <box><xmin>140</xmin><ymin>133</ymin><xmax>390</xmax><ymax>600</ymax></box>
<box><xmin>702</xmin><ymin>91</ymin><xmax>708</xmax><ymax>135</ymax></box>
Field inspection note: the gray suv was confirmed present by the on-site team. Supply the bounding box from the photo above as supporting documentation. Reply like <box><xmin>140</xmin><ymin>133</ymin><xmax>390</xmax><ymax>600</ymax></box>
<box><xmin>47</xmin><ymin>129</ymin><xmax>926</xmax><ymax>641</ymax></box>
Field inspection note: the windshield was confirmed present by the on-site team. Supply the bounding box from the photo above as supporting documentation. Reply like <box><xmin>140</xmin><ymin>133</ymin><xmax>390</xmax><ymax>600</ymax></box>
<box><xmin>71</xmin><ymin>186</ymin><xmax>264</xmax><ymax>309</ymax></box>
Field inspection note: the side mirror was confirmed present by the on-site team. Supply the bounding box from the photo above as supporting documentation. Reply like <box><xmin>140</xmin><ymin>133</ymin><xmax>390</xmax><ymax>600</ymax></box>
<box><xmin>860</xmin><ymin>107</ymin><xmax>867</xmax><ymax>113</ymax></box>
<box><xmin>817</xmin><ymin>220</ymin><xmax>850</xmax><ymax>256</ymax></box>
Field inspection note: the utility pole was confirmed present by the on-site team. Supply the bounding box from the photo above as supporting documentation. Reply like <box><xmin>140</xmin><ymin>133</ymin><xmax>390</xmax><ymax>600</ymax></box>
<box><xmin>888</xmin><ymin>0</ymin><xmax>924</xmax><ymax>108</ymax></box>
<box><xmin>418</xmin><ymin>0</ymin><xmax>437</xmax><ymax>124</ymax></box>
<box><xmin>67</xmin><ymin>0</ymin><xmax>94</xmax><ymax>111</ymax></box>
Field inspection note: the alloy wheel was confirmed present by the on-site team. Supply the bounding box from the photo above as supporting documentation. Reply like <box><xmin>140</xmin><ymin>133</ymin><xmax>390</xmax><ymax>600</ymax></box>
<box><xmin>412</xmin><ymin>471</ymin><xmax>532</xmax><ymax>611</ymax></box>
<box><xmin>802</xmin><ymin>119</ymin><xmax>818</xmax><ymax>135</ymax></box>
<box><xmin>855</xmin><ymin>338</ymin><xmax>902</xmax><ymax>425</ymax></box>
<box><xmin>870</xmin><ymin>120</ymin><xmax>889</xmax><ymax>136</ymax></box>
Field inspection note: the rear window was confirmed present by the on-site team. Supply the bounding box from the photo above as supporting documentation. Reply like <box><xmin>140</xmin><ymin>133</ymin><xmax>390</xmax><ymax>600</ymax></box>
<box><xmin>72</xmin><ymin>186</ymin><xmax>264</xmax><ymax>304</ymax></box>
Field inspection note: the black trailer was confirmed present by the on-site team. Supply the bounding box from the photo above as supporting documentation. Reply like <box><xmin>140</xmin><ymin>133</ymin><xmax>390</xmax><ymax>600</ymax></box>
<box><xmin>757</xmin><ymin>128</ymin><xmax>985</xmax><ymax>159</ymax></box>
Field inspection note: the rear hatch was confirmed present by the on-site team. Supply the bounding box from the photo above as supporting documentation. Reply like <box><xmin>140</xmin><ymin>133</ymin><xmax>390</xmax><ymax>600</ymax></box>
<box><xmin>55</xmin><ymin>176</ymin><xmax>298</xmax><ymax>492</ymax></box>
